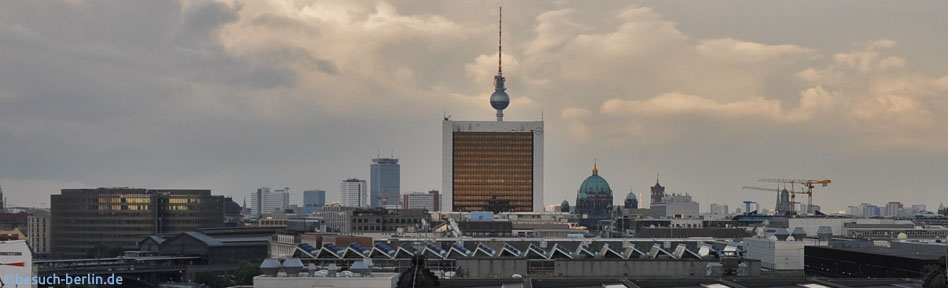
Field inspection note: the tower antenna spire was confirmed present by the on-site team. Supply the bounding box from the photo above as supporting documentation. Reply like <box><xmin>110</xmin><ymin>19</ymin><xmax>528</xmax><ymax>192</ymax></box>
<box><xmin>489</xmin><ymin>5</ymin><xmax>510</xmax><ymax>121</ymax></box>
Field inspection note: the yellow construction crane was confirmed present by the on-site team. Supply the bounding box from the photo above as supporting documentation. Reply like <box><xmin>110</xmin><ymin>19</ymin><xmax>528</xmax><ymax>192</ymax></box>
<box><xmin>749</xmin><ymin>178</ymin><xmax>830</xmax><ymax>214</ymax></box>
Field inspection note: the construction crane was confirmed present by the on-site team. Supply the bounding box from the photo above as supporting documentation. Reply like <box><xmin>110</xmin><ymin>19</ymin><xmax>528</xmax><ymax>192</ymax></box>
<box><xmin>751</xmin><ymin>178</ymin><xmax>831</xmax><ymax>214</ymax></box>
<box><xmin>741</xmin><ymin>185</ymin><xmax>795</xmax><ymax>215</ymax></box>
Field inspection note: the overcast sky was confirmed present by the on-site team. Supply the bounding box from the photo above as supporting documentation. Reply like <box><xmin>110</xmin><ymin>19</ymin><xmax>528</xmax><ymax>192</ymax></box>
<box><xmin>1</xmin><ymin>0</ymin><xmax>947</xmax><ymax>213</ymax></box>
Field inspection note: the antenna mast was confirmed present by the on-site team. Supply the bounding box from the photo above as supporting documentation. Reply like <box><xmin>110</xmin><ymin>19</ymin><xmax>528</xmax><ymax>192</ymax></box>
<box><xmin>498</xmin><ymin>6</ymin><xmax>502</xmax><ymax>76</ymax></box>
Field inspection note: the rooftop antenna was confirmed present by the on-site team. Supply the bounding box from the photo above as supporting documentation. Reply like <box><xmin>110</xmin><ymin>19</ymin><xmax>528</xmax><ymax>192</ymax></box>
<box><xmin>498</xmin><ymin>6</ymin><xmax>502</xmax><ymax>77</ymax></box>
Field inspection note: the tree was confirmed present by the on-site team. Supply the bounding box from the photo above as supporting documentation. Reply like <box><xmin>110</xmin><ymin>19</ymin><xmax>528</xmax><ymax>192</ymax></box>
<box><xmin>234</xmin><ymin>260</ymin><xmax>262</xmax><ymax>285</ymax></box>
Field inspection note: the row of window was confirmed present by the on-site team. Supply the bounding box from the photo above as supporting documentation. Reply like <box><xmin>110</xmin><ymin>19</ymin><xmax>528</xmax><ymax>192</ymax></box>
<box><xmin>453</xmin><ymin>192</ymin><xmax>533</xmax><ymax>198</ymax></box>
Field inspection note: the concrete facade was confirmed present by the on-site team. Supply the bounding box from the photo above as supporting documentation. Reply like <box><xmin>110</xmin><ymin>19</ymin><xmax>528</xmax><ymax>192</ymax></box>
<box><xmin>253</xmin><ymin>274</ymin><xmax>398</xmax><ymax>288</ymax></box>
<box><xmin>786</xmin><ymin>218</ymin><xmax>914</xmax><ymax>237</ymax></box>
<box><xmin>402</xmin><ymin>192</ymin><xmax>437</xmax><ymax>211</ymax></box>
<box><xmin>649</xmin><ymin>194</ymin><xmax>700</xmax><ymax>218</ymax></box>
<box><xmin>455</xmin><ymin>258</ymin><xmax>761</xmax><ymax>278</ymax></box>
<box><xmin>303</xmin><ymin>190</ymin><xmax>326</xmax><ymax>214</ymax></box>
<box><xmin>27</xmin><ymin>210</ymin><xmax>51</xmax><ymax>257</ymax></box>
<box><xmin>744</xmin><ymin>238</ymin><xmax>819</xmax><ymax>270</ymax></box>
<box><xmin>252</xmin><ymin>187</ymin><xmax>290</xmax><ymax>217</ymax></box>
<box><xmin>340</xmin><ymin>179</ymin><xmax>368</xmax><ymax>208</ymax></box>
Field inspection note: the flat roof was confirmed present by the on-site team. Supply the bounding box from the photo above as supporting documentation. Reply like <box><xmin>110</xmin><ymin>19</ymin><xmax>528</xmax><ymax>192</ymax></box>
<box><xmin>809</xmin><ymin>245</ymin><xmax>947</xmax><ymax>261</ymax></box>
<box><xmin>439</xmin><ymin>277</ymin><xmax>923</xmax><ymax>288</ymax></box>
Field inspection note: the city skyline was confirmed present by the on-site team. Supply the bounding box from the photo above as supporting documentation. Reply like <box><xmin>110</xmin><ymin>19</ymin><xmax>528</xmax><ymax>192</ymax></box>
<box><xmin>2</xmin><ymin>1</ymin><xmax>948</xmax><ymax>213</ymax></box>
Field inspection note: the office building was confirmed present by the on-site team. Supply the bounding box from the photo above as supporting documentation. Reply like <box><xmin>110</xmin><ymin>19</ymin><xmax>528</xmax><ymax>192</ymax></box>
<box><xmin>224</xmin><ymin>197</ymin><xmax>242</xmax><ymax>226</ymax></box>
<box><xmin>251</xmin><ymin>187</ymin><xmax>290</xmax><ymax>217</ymax></box>
<box><xmin>50</xmin><ymin>188</ymin><xmax>225</xmax><ymax>258</ymax></box>
<box><xmin>429</xmin><ymin>190</ymin><xmax>441</xmax><ymax>211</ymax></box>
<box><xmin>370</xmin><ymin>157</ymin><xmax>400</xmax><ymax>208</ymax></box>
<box><xmin>745</xmin><ymin>237</ymin><xmax>820</xmax><ymax>271</ymax></box>
<box><xmin>303</xmin><ymin>190</ymin><xmax>326</xmax><ymax>214</ymax></box>
<box><xmin>846</xmin><ymin>206</ymin><xmax>859</xmax><ymax>216</ymax></box>
<box><xmin>402</xmin><ymin>191</ymin><xmax>440</xmax><ymax>211</ymax></box>
<box><xmin>442</xmin><ymin>120</ymin><xmax>543</xmax><ymax>212</ymax></box>
<box><xmin>743</xmin><ymin>201</ymin><xmax>760</xmax><ymax>214</ymax></box>
<box><xmin>314</xmin><ymin>204</ymin><xmax>426</xmax><ymax>233</ymax></box>
<box><xmin>860</xmin><ymin>203</ymin><xmax>880</xmax><ymax>217</ymax></box>
<box><xmin>341</xmin><ymin>178</ymin><xmax>368</xmax><ymax>207</ymax></box>
<box><xmin>884</xmin><ymin>202</ymin><xmax>902</xmax><ymax>217</ymax></box>
<box><xmin>27</xmin><ymin>210</ymin><xmax>51</xmax><ymax>257</ymax></box>
<box><xmin>710</xmin><ymin>203</ymin><xmax>729</xmax><ymax>215</ymax></box>
<box><xmin>650</xmin><ymin>193</ymin><xmax>700</xmax><ymax>218</ymax></box>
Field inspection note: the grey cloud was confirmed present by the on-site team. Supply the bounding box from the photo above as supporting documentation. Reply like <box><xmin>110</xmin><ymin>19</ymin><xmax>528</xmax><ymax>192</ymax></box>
<box><xmin>0</xmin><ymin>0</ymin><xmax>946</xmax><ymax>213</ymax></box>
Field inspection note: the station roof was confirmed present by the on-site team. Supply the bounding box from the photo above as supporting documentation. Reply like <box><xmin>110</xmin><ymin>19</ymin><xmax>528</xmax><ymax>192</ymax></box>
<box><xmin>440</xmin><ymin>277</ymin><xmax>924</xmax><ymax>288</ymax></box>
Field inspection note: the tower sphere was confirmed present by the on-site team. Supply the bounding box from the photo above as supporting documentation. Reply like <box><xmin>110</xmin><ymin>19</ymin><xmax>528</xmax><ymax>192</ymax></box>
<box><xmin>490</xmin><ymin>90</ymin><xmax>510</xmax><ymax>110</ymax></box>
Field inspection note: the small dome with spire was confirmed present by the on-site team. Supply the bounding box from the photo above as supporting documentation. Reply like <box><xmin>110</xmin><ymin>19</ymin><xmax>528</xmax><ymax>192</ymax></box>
<box><xmin>624</xmin><ymin>190</ymin><xmax>639</xmax><ymax>209</ymax></box>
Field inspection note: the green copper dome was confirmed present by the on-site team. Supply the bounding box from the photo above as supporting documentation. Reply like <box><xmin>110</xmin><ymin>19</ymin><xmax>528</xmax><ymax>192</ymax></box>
<box><xmin>577</xmin><ymin>163</ymin><xmax>612</xmax><ymax>200</ymax></box>
<box><xmin>626</xmin><ymin>192</ymin><xmax>637</xmax><ymax>200</ymax></box>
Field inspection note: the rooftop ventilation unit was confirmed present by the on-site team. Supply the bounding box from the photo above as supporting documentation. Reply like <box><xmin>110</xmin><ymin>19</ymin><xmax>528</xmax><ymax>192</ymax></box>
<box><xmin>283</xmin><ymin>258</ymin><xmax>303</xmax><ymax>276</ymax></box>
<box><xmin>260</xmin><ymin>259</ymin><xmax>281</xmax><ymax>277</ymax></box>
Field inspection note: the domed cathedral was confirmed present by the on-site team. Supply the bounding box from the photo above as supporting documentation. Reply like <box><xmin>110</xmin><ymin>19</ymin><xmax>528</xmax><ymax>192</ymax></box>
<box><xmin>575</xmin><ymin>162</ymin><xmax>614</xmax><ymax>218</ymax></box>
<box><xmin>624</xmin><ymin>191</ymin><xmax>638</xmax><ymax>209</ymax></box>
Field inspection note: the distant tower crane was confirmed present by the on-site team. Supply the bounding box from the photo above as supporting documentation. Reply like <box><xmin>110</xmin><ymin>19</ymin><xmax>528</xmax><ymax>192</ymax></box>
<box><xmin>743</xmin><ymin>178</ymin><xmax>831</xmax><ymax>215</ymax></box>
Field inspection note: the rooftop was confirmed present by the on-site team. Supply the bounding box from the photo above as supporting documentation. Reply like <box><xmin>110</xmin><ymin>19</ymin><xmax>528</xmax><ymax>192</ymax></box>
<box><xmin>440</xmin><ymin>277</ymin><xmax>924</xmax><ymax>288</ymax></box>
<box><xmin>809</xmin><ymin>245</ymin><xmax>947</xmax><ymax>261</ymax></box>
